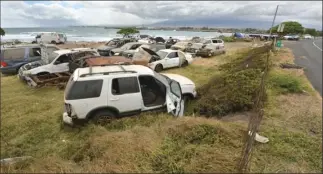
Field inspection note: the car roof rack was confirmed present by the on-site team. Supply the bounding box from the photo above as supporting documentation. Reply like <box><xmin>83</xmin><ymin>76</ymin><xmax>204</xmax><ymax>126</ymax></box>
<box><xmin>82</xmin><ymin>64</ymin><xmax>132</xmax><ymax>78</ymax></box>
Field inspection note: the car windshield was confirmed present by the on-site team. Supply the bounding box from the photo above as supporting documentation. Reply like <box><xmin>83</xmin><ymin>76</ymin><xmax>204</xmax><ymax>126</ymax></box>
<box><xmin>106</xmin><ymin>40</ymin><xmax>118</xmax><ymax>46</ymax></box>
<box><xmin>58</xmin><ymin>34</ymin><xmax>65</xmax><ymax>38</ymax></box>
<box><xmin>120</xmin><ymin>43</ymin><xmax>132</xmax><ymax>50</ymax></box>
<box><xmin>48</xmin><ymin>52</ymin><xmax>59</xmax><ymax>63</ymax></box>
<box><xmin>153</xmin><ymin>71</ymin><xmax>171</xmax><ymax>85</ymax></box>
<box><xmin>156</xmin><ymin>50</ymin><xmax>168</xmax><ymax>59</ymax></box>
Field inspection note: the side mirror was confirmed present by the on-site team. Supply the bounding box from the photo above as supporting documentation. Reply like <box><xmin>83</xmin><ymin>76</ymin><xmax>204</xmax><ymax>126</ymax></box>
<box><xmin>36</xmin><ymin>50</ymin><xmax>41</xmax><ymax>56</ymax></box>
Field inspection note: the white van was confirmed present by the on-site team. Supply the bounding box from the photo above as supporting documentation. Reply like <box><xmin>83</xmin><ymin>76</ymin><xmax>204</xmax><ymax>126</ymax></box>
<box><xmin>32</xmin><ymin>32</ymin><xmax>67</xmax><ymax>44</ymax></box>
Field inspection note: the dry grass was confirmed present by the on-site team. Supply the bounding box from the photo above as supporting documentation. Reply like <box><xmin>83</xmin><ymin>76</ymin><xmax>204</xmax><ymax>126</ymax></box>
<box><xmin>1</xmin><ymin>45</ymin><xmax>321</xmax><ymax>173</ymax></box>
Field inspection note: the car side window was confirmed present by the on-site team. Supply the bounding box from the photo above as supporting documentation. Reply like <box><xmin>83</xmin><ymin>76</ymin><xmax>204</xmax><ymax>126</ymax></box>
<box><xmin>170</xmin><ymin>80</ymin><xmax>182</xmax><ymax>98</ymax></box>
<box><xmin>167</xmin><ymin>52</ymin><xmax>178</xmax><ymax>58</ymax></box>
<box><xmin>112</xmin><ymin>77</ymin><xmax>140</xmax><ymax>95</ymax></box>
<box><xmin>54</xmin><ymin>54</ymin><xmax>70</xmax><ymax>64</ymax></box>
<box><xmin>29</xmin><ymin>48</ymin><xmax>41</xmax><ymax>57</ymax></box>
<box><xmin>205</xmin><ymin>40</ymin><xmax>212</xmax><ymax>44</ymax></box>
<box><xmin>65</xmin><ymin>80</ymin><xmax>103</xmax><ymax>100</ymax></box>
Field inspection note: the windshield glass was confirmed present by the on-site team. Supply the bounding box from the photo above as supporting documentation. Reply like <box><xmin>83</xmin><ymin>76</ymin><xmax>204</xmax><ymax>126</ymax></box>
<box><xmin>106</xmin><ymin>40</ymin><xmax>118</xmax><ymax>46</ymax></box>
<box><xmin>48</xmin><ymin>52</ymin><xmax>59</xmax><ymax>63</ymax></box>
<box><xmin>153</xmin><ymin>71</ymin><xmax>170</xmax><ymax>85</ymax></box>
<box><xmin>156</xmin><ymin>50</ymin><xmax>168</xmax><ymax>59</ymax></box>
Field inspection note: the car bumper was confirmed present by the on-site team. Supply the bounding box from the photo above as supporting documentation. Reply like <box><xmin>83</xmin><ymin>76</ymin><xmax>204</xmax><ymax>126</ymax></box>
<box><xmin>0</xmin><ymin>67</ymin><xmax>17</xmax><ymax>75</ymax></box>
<box><xmin>63</xmin><ymin>112</ymin><xmax>74</xmax><ymax>125</ymax></box>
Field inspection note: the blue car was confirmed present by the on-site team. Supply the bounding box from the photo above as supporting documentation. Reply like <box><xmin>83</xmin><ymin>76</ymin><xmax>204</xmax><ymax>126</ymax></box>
<box><xmin>0</xmin><ymin>44</ymin><xmax>59</xmax><ymax>75</ymax></box>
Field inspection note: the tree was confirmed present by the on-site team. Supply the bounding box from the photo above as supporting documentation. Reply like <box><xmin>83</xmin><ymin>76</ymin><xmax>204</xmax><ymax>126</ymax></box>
<box><xmin>269</xmin><ymin>21</ymin><xmax>304</xmax><ymax>35</ymax></box>
<box><xmin>304</xmin><ymin>28</ymin><xmax>317</xmax><ymax>36</ymax></box>
<box><xmin>116</xmin><ymin>27</ymin><xmax>139</xmax><ymax>38</ymax></box>
<box><xmin>0</xmin><ymin>27</ymin><xmax>5</xmax><ymax>36</ymax></box>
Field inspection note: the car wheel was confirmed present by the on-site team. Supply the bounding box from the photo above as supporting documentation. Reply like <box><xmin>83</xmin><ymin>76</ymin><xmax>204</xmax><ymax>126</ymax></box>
<box><xmin>31</xmin><ymin>41</ymin><xmax>37</xmax><ymax>44</ymax></box>
<box><xmin>181</xmin><ymin>60</ymin><xmax>189</xmax><ymax>67</ymax></box>
<box><xmin>51</xmin><ymin>41</ymin><xmax>57</xmax><ymax>44</ymax></box>
<box><xmin>155</xmin><ymin>64</ymin><xmax>163</xmax><ymax>72</ymax></box>
<box><xmin>91</xmin><ymin>110</ymin><xmax>116</xmax><ymax>125</ymax></box>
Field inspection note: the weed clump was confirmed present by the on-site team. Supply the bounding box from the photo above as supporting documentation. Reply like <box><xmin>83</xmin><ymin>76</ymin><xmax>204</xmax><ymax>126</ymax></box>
<box><xmin>194</xmin><ymin>45</ymin><xmax>271</xmax><ymax>117</ymax></box>
<box><xmin>268</xmin><ymin>72</ymin><xmax>304</xmax><ymax>94</ymax></box>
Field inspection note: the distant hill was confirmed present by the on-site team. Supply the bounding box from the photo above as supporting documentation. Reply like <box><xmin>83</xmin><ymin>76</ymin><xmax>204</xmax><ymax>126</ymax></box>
<box><xmin>149</xmin><ymin>17</ymin><xmax>272</xmax><ymax>29</ymax></box>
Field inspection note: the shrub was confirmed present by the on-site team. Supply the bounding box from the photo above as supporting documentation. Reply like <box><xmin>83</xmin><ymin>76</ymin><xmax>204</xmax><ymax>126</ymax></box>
<box><xmin>222</xmin><ymin>36</ymin><xmax>236</xmax><ymax>42</ymax></box>
<box><xmin>269</xmin><ymin>72</ymin><xmax>303</xmax><ymax>94</ymax></box>
<box><xmin>193</xmin><ymin>45</ymin><xmax>271</xmax><ymax>117</ymax></box>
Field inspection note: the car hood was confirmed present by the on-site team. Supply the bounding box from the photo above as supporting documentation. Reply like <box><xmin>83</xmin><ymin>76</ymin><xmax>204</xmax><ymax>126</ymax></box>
<box><xmin>162</xmin><ymin>73</ymin><xmax>195</xmax><ymax>86</ymax></box>
<box><xmin>97</xmin><ymin>46</ymin><xmax>115</xmax><ymax>51</ymax></box>
<box><xmin>111</xmin><ymin>48</ymin><xmax>123</xmax><ymax>53</ymax></box>
<box><xmin>21</xmin><ymin>60</ymin><xmax>46</xmax><ymax>71</ymax></box>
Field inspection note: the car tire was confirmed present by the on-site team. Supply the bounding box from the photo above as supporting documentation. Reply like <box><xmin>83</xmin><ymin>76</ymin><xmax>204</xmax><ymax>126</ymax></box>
<box><xmin>91</xmin><ymin>110</ymin><xmax>116</xmax><ymax>125</ymax></box>
<box><xmin>31</xmin><ymin>41</ymin><xmax>37</xmax><ymax>44</ymax></box>
<box><xmin>51</xmin><ymin>41</ymin><xmax>57</xmax><ymax>44</ymax></box>
<box><xmin>155</xmin><ymin>64</ymin><xmax>163</xmax><ymax>72</ymax></box>
<box><xmin>181</xmin><ymin>60</ymin><xmax>189</xmax><ymax>67</ymax></box>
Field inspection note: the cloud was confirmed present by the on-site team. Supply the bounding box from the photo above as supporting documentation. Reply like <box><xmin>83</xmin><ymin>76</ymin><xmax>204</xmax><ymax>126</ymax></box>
<box><xmin>1</xmin><ymin>1</ymin><xmax>322</xmax><ymax>29</ymax></box>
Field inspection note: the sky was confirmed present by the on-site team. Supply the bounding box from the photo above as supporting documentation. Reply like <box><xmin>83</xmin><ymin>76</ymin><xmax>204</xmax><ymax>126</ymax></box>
<box><xmin>1</xmin><ymin>1</ymin><xmax>322</xmax><ymax>29</ymax></box>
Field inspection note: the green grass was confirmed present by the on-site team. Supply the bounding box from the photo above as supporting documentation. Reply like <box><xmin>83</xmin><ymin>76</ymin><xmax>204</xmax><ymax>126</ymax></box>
<box><xmin>1</xmin><ymin>47</ymin><xmax>322</xmax><ymax>173</ymax></box>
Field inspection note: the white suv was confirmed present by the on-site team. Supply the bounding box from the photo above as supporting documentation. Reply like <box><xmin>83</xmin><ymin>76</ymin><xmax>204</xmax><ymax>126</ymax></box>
<box><xmin>63</xmin><ymin>65</ymin><xmax>197</xmax><ymax>125</ymax></box>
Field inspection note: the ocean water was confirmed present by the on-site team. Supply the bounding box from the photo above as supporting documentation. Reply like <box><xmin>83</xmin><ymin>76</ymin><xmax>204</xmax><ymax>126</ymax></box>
<box><xmin>0</xmin><ymin>27</ymin><xmax>233</xmax><ymax>42</ymax></box>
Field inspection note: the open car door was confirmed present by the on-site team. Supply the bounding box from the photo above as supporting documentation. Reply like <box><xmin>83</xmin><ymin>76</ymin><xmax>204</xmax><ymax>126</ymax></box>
<box><xmin>166</xmin><ymin>80</ymin><xmax>184</xmax><ymax>117</ymax></box>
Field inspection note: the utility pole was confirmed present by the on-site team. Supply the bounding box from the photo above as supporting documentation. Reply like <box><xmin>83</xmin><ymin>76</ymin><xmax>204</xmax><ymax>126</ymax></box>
<box><xmin>269</xmin><ymin>5</ymin><xmax>279</xmax><ymax>37</ymax></box>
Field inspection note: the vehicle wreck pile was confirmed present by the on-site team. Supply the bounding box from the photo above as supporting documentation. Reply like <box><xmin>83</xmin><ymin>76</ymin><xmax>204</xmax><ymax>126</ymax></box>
<box><xmin>0</xmin><ymin>34</ymin><xmax>230</xmax><ymax>125</ymax></box>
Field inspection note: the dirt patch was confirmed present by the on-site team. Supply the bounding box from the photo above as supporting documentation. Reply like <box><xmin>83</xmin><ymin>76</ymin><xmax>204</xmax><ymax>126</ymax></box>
<box><xmin>192</xmin><ymin>57</ymin><xmax>221</xmax><ymax>67</ymax></box>
<box><xmin>57</xmin><ymin>41</ymin><xmax>106</xmax><ymax>49</ymax></box>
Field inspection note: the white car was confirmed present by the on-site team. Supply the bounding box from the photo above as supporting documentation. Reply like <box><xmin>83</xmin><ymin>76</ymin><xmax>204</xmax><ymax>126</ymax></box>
<box><xmin>148</xmin><ymin>49</ymin><xmax>194</xmax><ymax>72</ymax></box>
<box><xmin>202</xmin><ymin>38</ymin><xmax>225</xmax><ymax>47</ymax></box>
<box><xmin>62</xmin><ymin>64</ymin><xmax>197</xmax><ymax>125</ymax></box>
<box><xmin>18</xmin><ymin>48</ymin><xmax>99</xmax><ymax>77</ymax></box>
<box><xmin>33</xmin><ymin>32</ymin><xmax>67</xmax><ymax>44</ymax></box>
<box><xmin>303</xmin><ymin>34</ymin><xmax>313</xmax><ymax>39</ymax></box>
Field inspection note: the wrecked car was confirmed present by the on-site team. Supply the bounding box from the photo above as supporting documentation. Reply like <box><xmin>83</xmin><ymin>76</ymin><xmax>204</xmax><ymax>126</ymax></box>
<box><xmin>132</xmin><ymin>48</ymin><xmax>193</xmax><ymax>72</ymax></box>
<box><xmin>165</xmin><ymin>38</ymin><xmax>180</xmax><ymax>49</ymax></box>
<box><xmin>63</xmin><ymin>64</ymin><xmax>197</xmax><ymax>126</ymax></box>
<box><xmin>1</xmin><ymin>44</ymin><xmax>59</xmax><ymax>75</ymax></box>
<box><xmin>170</xmin><ymin>42</ymin><xmax>193</xmax><ymax>51</ymax></box>
<box><xmin>121</xmin><ymin>44</ymin><xmax>166</xmax><ymax>58</ymax></box>
<box><xmin>110</xmin><ymin>42</ymin><xmax>144</xmax><ymax>56</ymax></box>
<box><xmin>18</xmin><ymin>48</ymin><xmax>99</xmax><ymax>82</ymax></box>
<box><xmin>185</xmin><ymin>43</ymin><xmax>204</xmax><ymax>54</ymax></box>
<box><xmin>69</xmin><ymin>55</ymin><xmax>137</xmax><ymax>72</ymax></box>
<box><xmin>196</xmin><ymin>44</ymin><xmax>226</xmax><ymax>58</ymax></box>
<box><xmin>153</xmin><ymin>37</ymin><xmax>166</xmax><ymax>44</ymax></box>
<box><xmin>97</xmin><ymin>38</ymin><xmax>136</xmax><ymax>56</ymax></box>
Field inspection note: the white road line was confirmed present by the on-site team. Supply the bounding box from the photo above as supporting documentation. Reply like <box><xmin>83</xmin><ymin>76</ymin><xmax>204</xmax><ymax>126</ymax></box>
<box><xmin>313</xmin><ymin>40</ymin><xmax>322</xmax><ymax>51</ymax></box>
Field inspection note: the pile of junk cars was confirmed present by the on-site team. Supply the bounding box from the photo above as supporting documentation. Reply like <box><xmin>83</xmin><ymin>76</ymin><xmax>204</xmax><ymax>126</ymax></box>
<box><xmin>0</xmin><ymin>36</ymin><xmax>226</xmax><ymax>89</ymax></box>
<box><xmin>0</xmin><ymin>36</ymin><xmax>226</xmax><ymax>125</ymax></box>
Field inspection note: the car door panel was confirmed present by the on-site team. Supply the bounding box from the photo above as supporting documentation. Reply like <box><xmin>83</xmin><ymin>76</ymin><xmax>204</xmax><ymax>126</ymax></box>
<box><xmin>108</xmin><ymin>76</ymin><xmax>143</xmax><ymax>113</ymax></box>
<box><xmin>166</xmin><ymin>80</ymin><xmax>184</xmax><ymax>117</ymax></box>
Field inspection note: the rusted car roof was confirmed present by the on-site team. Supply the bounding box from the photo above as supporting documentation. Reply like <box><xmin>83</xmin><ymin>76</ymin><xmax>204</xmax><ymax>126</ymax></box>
<box><xmin>85</xmin><ymin>56</ymin><xmax>132</xmax><ymax>66</ymax></box>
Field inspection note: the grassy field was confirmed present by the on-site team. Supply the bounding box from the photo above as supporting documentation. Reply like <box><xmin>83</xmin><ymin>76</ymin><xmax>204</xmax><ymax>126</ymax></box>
<box><xmin>1</xmin><ymin>44</ymin><xmax>321</xmax><ymax>173</ymax></box>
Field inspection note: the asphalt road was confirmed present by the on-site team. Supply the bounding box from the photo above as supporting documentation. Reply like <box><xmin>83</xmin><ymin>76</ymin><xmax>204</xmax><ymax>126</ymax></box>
<box><xmin>283</xmin><ymin>39</ymin><xmax>322</xmax><ymax>96</ymax></box>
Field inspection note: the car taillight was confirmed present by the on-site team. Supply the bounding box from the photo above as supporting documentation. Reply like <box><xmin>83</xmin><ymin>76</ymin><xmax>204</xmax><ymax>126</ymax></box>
<box><xmin>1</xmin><ymin>61</ymin><xmax>8</xmax><ymax>67</ymax></box>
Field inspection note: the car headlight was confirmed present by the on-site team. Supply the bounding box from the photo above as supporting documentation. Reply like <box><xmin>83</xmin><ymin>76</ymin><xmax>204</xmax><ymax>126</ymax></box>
<box><xmin>23</xmin><ymin>71</ymin><xmax>31</xmax><ymax>75</ymax></box>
